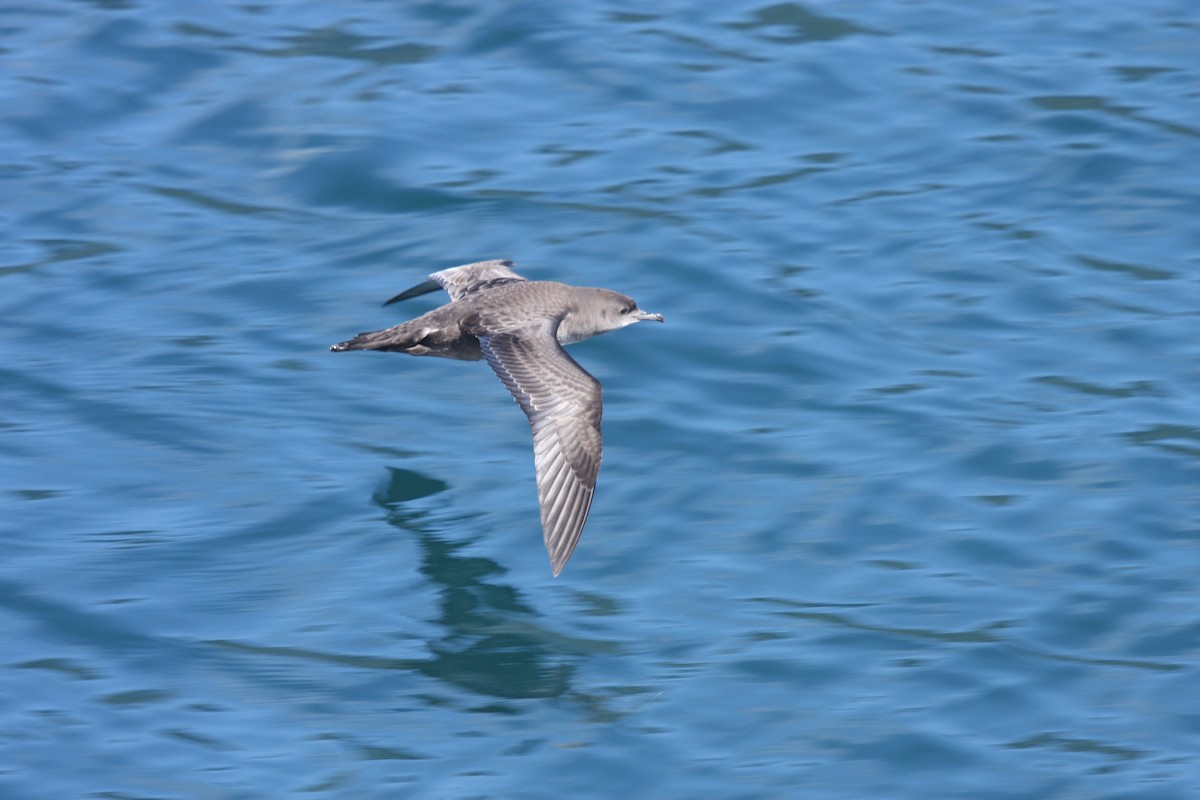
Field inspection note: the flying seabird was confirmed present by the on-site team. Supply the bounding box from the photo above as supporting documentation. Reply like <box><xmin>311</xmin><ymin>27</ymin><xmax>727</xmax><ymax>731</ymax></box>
<box><xmin>331</xmin><ymin>259</ymin><xmax>664</xmax><ymax>575</ymax></box>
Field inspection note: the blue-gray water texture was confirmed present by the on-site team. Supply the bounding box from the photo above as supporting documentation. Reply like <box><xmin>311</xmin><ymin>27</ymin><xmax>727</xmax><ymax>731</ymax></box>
<box><xmin>2</xmin><ymin>2</ymin><xmax>1198</xmax><ymax>798</ymax></box>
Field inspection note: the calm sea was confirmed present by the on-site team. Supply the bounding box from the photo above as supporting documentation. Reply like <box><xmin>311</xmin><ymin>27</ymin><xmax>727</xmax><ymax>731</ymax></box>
<box><xmin>2</xmin><ymin>1</ymin><xmax>1198</xmax><ymax>797</ymax></box>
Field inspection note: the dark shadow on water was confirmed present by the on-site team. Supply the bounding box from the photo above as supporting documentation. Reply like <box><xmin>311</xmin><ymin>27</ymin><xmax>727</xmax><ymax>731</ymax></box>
<box><xmin>372</xmin><ymin>467</ymin><xmax>573</xmax><ymax>700</ymax></box>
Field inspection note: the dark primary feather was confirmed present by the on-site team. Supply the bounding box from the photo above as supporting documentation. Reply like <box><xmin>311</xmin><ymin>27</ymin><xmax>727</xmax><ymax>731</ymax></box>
<box><xmin>382</xmin><ymin>279</ymin><xmax>439</xmax><ymax>306</ymax></box>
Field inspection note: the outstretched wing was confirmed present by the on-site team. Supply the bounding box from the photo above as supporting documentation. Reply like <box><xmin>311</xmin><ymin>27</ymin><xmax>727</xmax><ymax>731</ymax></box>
<box><xmin>383</xmin><ymin>259</ymin><xmax>527</xmax><ymax>306</ymax></box>
<box><xmin>479</xmin><ymin>323</ymin><xmax>603</xmax><ymax>576</ymax></box>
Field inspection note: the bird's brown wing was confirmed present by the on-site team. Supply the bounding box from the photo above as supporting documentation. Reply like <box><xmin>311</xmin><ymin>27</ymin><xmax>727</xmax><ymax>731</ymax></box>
<box><xmin>432</xmin><ymin>260</ymin><xmax>527</xmax><ymax>300</ymax></box>
<box><xmin>383</xmin><ymin>259</ymin><xmax>526</xmax><ymax>306</ymax></box>
<box><xmin>479</xmin><ymin>322</ymin><xmax>602</xmax><ymax>575</ymax></box>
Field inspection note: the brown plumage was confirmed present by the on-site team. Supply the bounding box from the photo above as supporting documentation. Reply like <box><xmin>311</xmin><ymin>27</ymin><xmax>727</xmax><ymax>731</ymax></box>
<box><xmin>331</xmin><ymin>260</ymin><xmax>663</xmax><ymax>575</ymax></box>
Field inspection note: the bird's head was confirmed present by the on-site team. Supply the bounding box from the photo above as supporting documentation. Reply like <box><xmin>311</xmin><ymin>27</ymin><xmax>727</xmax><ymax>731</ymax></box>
<box><xmin>557</xmin><ymin>289</ymin><xmax>664</xmax><ymax>344</ymax></box>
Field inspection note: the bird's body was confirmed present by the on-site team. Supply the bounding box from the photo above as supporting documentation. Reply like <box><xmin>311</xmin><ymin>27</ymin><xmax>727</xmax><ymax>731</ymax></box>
<box><xmin>331</xmin><ymin>260</ymin><xmax>663</xmax><ymax>575</ymax></box>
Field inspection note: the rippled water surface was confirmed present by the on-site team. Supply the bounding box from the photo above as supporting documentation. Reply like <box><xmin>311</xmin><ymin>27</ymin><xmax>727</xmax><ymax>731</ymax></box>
<box><xmin>2</xmin><ymin>1</ymin><xmax>1198</xmax><ymax>797</ymax></box>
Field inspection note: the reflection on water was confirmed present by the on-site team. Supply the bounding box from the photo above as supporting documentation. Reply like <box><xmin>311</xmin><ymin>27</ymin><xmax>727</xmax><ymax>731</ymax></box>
<box><xmin>375</xmin><ymin>468</ymin><xmax>572</xmax><ymax>700</ymax></box>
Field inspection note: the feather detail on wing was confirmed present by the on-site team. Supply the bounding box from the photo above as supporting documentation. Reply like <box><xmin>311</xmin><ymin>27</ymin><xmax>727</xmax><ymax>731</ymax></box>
<box><xmin>479</xmin><ymin>324</ymin><xmax>602</xmax><ymax>575</ymax></box>
<box><xmin>431</xmin><ymin>260</ymin><xmax>527</xmax><ymax>301</ymax></box>
<box><xmin>383</xmin><ymin>260</ymin><xmax>526</xmax><ymax>306</ymax></box>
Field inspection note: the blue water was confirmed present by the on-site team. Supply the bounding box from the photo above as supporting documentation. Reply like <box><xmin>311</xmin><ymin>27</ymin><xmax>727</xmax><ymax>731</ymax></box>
<box><xmin>2</xmin><ymin>1</ymin><xmax>1198</xmax><ymax>797</ymax></box>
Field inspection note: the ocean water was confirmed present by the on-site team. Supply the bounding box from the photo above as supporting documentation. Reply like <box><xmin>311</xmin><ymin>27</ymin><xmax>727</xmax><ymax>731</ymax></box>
<box><xmin>2</xmin><ymin>1</ymin><xmax>1198</xmax><ymax>797</ymax></box>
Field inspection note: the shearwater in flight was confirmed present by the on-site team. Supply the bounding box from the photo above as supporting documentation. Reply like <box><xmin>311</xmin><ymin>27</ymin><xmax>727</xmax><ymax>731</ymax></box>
<box><xmin>331</xmin><ymin>259</ymin><xmax>663</xmax><ymax>575</ymax></box>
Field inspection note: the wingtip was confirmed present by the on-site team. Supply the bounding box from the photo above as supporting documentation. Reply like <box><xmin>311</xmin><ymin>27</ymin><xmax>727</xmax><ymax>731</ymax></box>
<box><xmin>383</xmin><ymin>278</ymin><xmax>440</xmax><ymax>306</ymax></box>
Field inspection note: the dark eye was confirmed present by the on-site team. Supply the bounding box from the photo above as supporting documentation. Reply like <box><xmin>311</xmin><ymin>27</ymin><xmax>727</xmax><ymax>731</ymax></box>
<box><xmin>620</xmin><ymin>304</ymin><xmax>633</xmax><ymax>315</ymax></box>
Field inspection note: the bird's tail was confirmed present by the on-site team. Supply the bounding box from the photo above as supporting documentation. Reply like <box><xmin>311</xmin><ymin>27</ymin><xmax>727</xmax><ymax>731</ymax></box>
<box><xmin>330</xmin><ymin>328</ymin><xmax>419</xmax><ymax>353</ymax></box>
